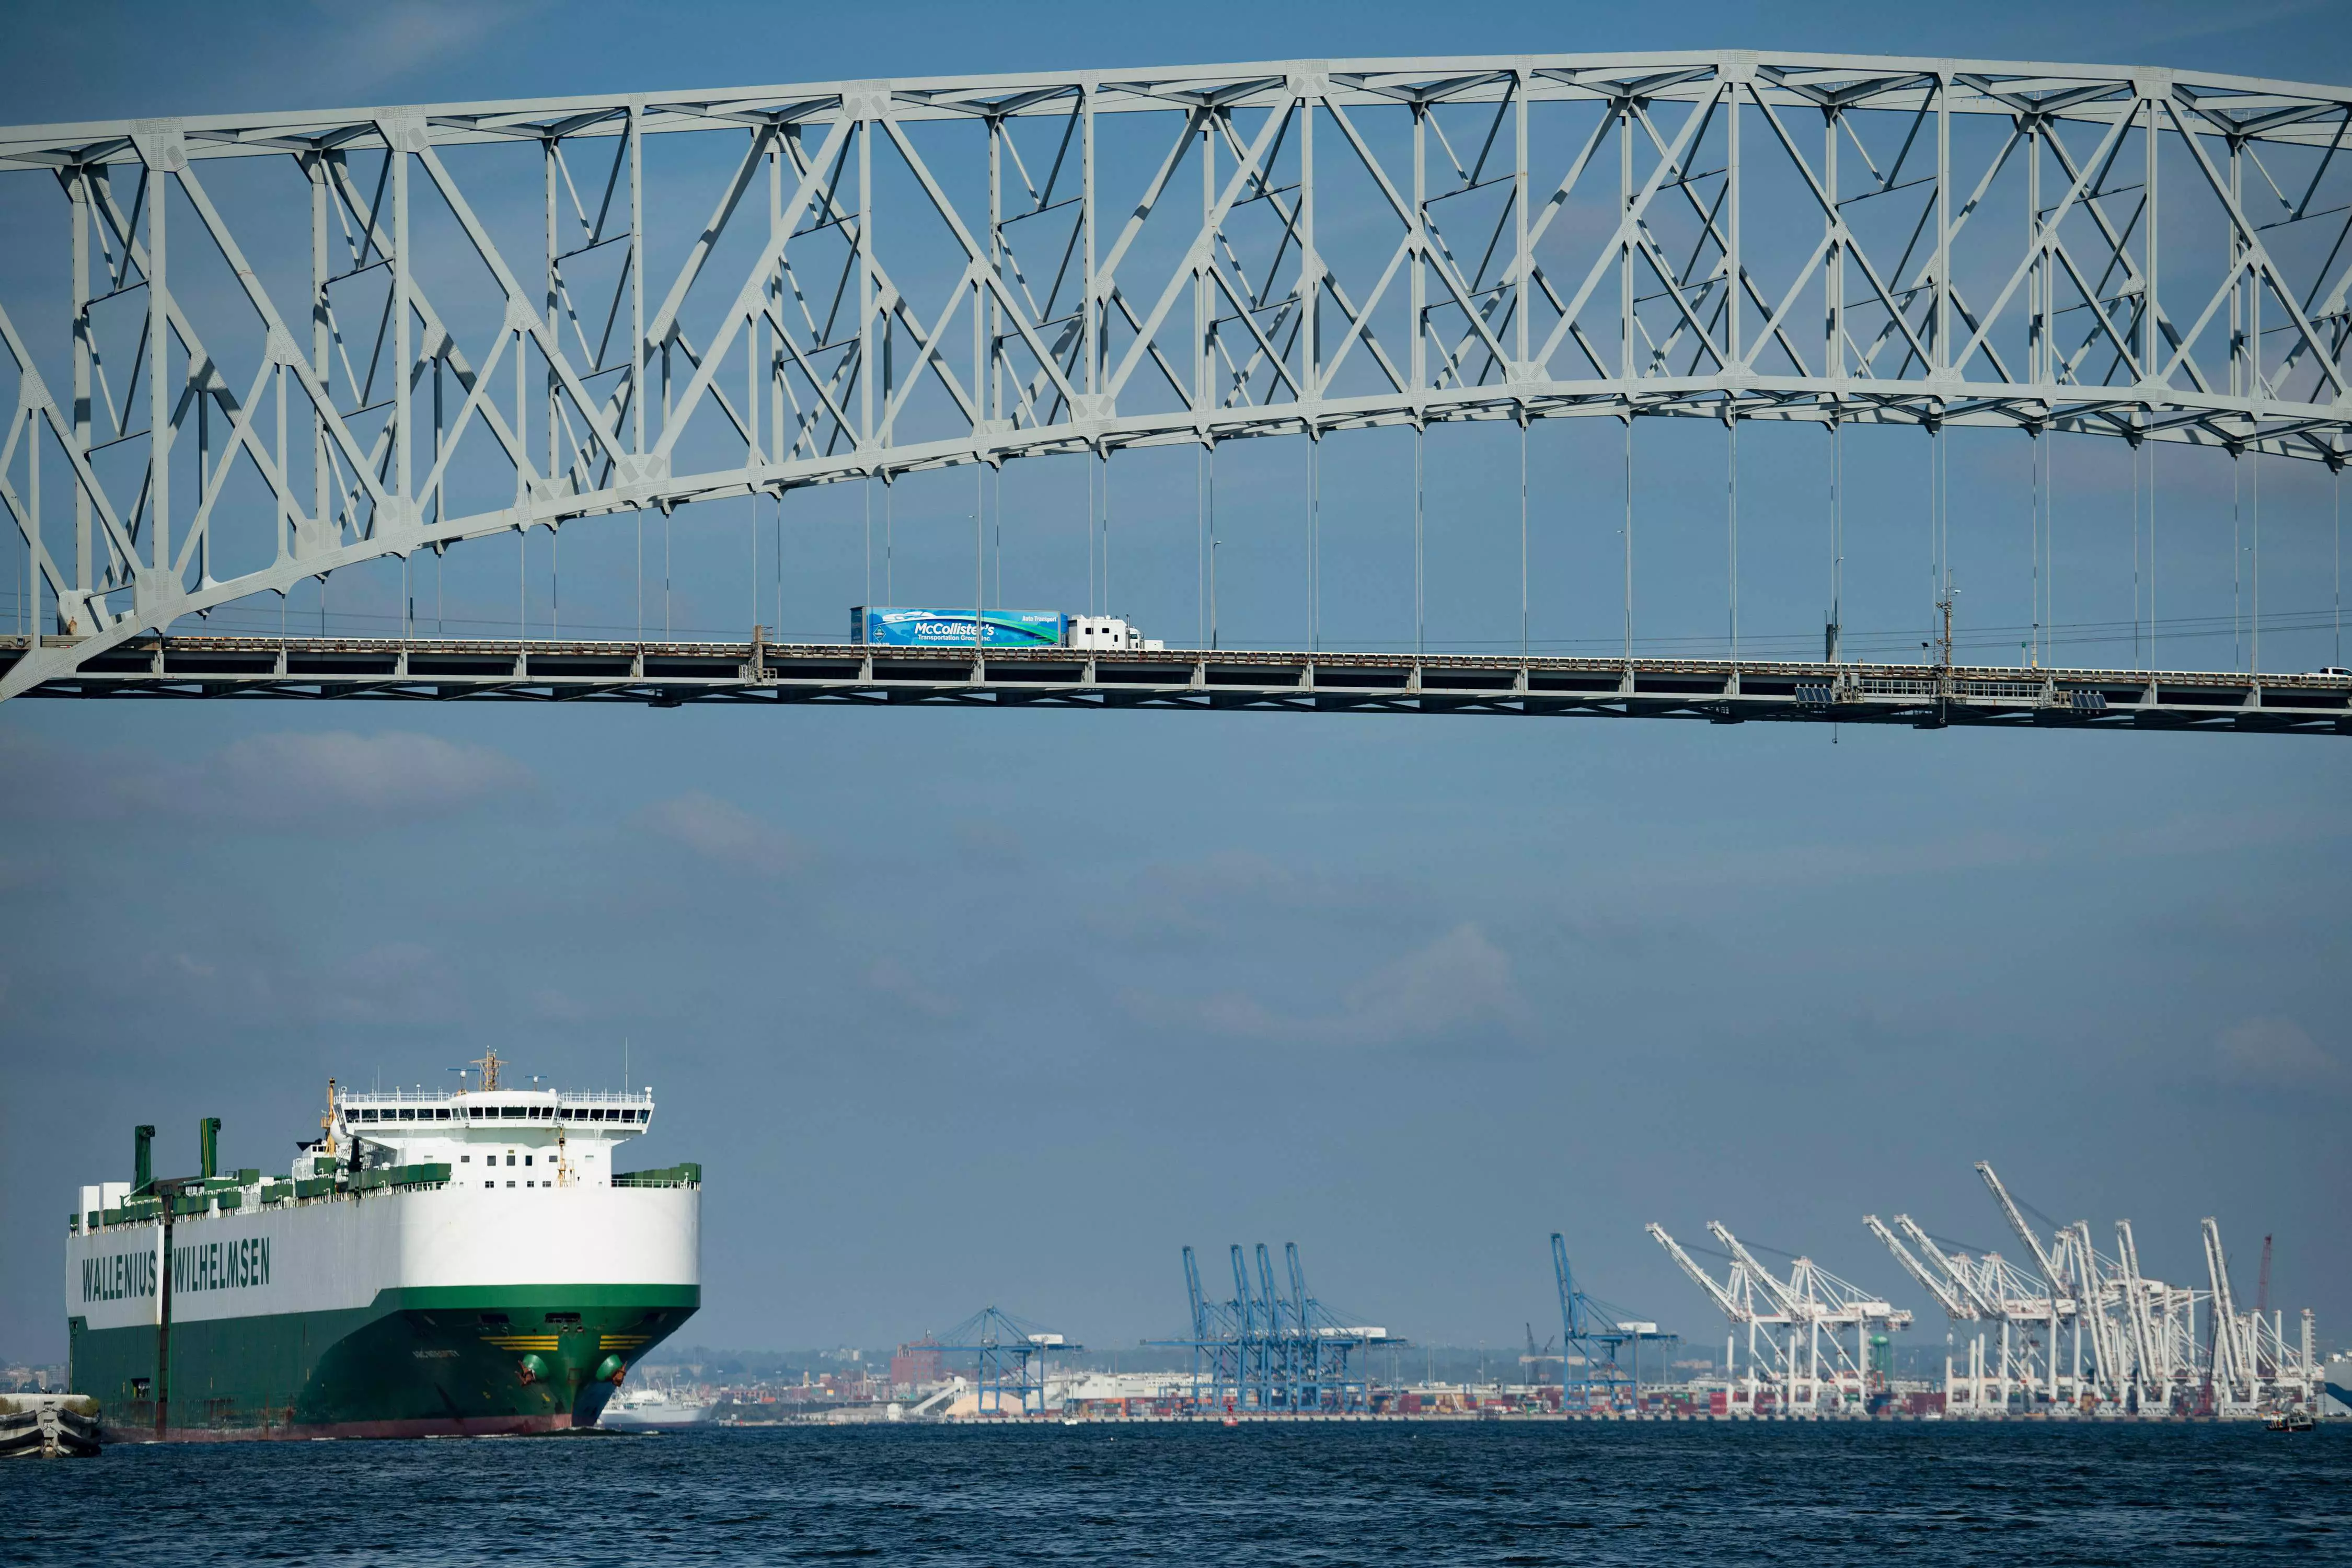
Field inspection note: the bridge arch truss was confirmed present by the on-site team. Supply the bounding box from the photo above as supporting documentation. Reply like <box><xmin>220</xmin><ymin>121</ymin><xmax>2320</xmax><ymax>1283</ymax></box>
<box><xmin>3</xmin><ymin>50</ymin><xmax>2352</xmax><ymax>700</ymax></box>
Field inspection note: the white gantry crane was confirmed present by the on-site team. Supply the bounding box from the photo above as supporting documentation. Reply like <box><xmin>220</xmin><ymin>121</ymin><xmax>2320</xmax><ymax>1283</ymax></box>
<box><xmin>1974</xmin><ymin>1162</ymin><xmax>2079</xmax><ymax>1406</ymax></box>
<box><xmin>2203</xmin><ymin>1217</ymin><xmax>2258</xmax><ymax>1413</ymax></box>
<box><xmin>1646</xmin><ymin>1221</ymin><xmax>1783</xmax><ymax>1418</ymax></box>
<box><xmin>1864</xmin><ymin>1210</ymin><xmax>2062</xmax><ymax>1416</ymax></box>
<box><xmin>1861</xmin><ymin>1167</ymin><xmax>2323</xmax><ymax>1419</ymax></box>
<box><xmin>2198</xmin><ymin>1216</ymin><xmax>2321</xmax><ymax>1412</ymax></box>
<box><xmin>1646</xmin><ymin>1221</ymin><xmax>1910</xmax><ymax>1417</ymax></box>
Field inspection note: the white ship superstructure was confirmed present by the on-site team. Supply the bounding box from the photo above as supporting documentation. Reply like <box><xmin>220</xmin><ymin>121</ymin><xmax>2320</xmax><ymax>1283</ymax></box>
<box><xmin>327</xmin><ymin>1078</ymin><xmax>655</xmax><ymax>1189</ymax></box>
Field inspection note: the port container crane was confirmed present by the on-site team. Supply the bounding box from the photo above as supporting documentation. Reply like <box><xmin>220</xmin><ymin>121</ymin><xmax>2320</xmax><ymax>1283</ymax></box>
<box><xmin>1871</xmin><ymin>1165</ymin><xmax>2323</xmax><ymax>1419</ymax></box>
<box><xmin>1646</xmin><ymin>1222</ymin><xmax>1801</xmax><ymax>1416</ymax></box>
<box><xmin>2200</xmin><ymin>1217</ymin><xmax>2256</xmax><ymax>1410</ymax></box>
<box><xmin>1549</xmin><ymin>1233</ymin><xmax>1673</xmax><ymax>1412</ymax></box>
<box><xmin>1153</xmin><ymin>1242</ymin><xmax>1396</xmax><ymax>1414</ymax></box>
<box><xmin>927</xmin><ymin>1306</ymin><xmax>1081</xmax><ymax>1416</ymax></box>
<box><xmin>1975</xmin><ymin>1163</ymin><xmax>2075</xmax><ymax>1307</ymax></box>
<box><xmin>1864</xmin><ymin>1216</ymin><xmax>1972</xmax><ymax>1321</ymax></box>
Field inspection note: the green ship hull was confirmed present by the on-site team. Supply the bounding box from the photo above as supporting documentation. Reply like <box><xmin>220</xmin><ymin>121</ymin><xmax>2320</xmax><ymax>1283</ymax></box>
<box><xmin>70</xmin><ymin>1284</ymin><xmax>698</xmax><ymax>1440</ymax></box>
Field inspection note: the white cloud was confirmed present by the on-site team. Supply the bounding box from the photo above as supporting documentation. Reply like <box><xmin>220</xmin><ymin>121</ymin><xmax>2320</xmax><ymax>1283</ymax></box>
<box><xmin>0</xmin><ymin>728</ymin><xmax>533</xmax><ymax>828</ymax></box>
<box><xmin>305</xmin><ymin>0</ymin><xmax>549</xmax><ymax>89</ymax></box>
<box><xmin>2215</xmin><ymin>1018</ymin><xmax>2348</xmax><ymax>1090</ymax></box>
<box><xmin>205</xmin><ymin>730</ymin><xmax>532</xmax><ymax>821</ymax></box>
<box><xmin>861</xmin><ymin>956</ymin><xmax>960</xmax><ymax>1021</ymax></box>
<box><xmin>954</xmin><ymin>820</ymin><xmax>1025</xmax><ymax>866</ymax></box>
<box><xmin>167</xmin><ymin>941</ymin><xmax>457</xmax><ymax>1028</ymax></box>
<box><xmin>1144</xmin><ymin>923</ymin><xmax>1531</xmax><ymax>1048</ymax></box>
<box><xmin>528</xmin><ymin>986</ymin><xmax>596</xmax><ymax>1024</ymax></box>
<box><xmin>641</xmin><ymin>791</ymin><xmax>804</xmax><ymax>877</ymax></box>
<box><xmin>313</xmin><ymin>941</ymin><xmax>452</xmax><ymax>1026</ymax></box>
<box><xmin>1095</xmin><ymin>850</ymin><xmax>1404</xmax><ymax>943</ymax></box>
<box><xmin>1345</xmin><ymin>923</ymin><xmax>1532</xmax><ymax>1042</ymax></box>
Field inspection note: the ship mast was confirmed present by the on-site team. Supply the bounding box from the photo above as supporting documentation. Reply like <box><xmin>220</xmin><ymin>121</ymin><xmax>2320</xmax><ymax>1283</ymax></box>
<box><xmin>470</xmin><ymin>1048</ymin><xmax>503</xmax><ymax>1091</ymax></box>
<box><xmin>321</xmin><ymin>1078</ymin><xmax>339</xmax><ymax>1157</ymax></box>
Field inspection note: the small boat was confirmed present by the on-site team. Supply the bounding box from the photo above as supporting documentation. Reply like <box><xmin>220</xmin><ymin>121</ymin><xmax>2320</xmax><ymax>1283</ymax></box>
<box><xmin>0</xmin><ymin>1395</ymin><xmax>102</xmax><ymax>1458</ymax></box>
<box><xmin>599</xmin><ymin>1385</ymin><xmax>717</xmax><ymax>1431</ymax></box>
<box><xmin>2265</xmin><ymin>1409</ymin><xmax>2314</xmax><ymax>1432</ymax></box>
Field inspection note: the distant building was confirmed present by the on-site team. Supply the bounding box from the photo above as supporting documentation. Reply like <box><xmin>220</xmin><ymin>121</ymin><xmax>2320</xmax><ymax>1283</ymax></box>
<box><xmin>892</xmin><ymin>1340</ymin><xmax>944</xmax><ymax>1391</ymax></box>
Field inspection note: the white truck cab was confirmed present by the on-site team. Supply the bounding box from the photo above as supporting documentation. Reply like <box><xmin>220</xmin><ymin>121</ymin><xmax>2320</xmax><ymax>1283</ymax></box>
<box><xmin>1067</xmin><ymin>616</ymin><xmax>1165</xmax><ymax>651</ymax></box>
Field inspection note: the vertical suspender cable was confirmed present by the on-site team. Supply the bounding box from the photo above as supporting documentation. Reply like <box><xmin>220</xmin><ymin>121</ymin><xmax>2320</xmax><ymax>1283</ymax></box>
<box><xmin>1934</xmin><ymin>422</ymin><xmax>1945</xmax><ymax>643</ymax></box>
<box><xmin>2136</xmin><ymin>432</ymin><xmax>2154</xmax><ymax>672</ymax></box>
<box><xmin>1209</xmin><ymin>441</ymin><xmax>1219</xmax><ymax>651</ymax></box>
<box><xmin>2232</xmin><ymin>447</ymin><xmax>2242</xmax><ymax>671</ymax></box>
<box><xmin>1086</xmin><ymin>449</ymin><xmax>1096</xmax><ymax>617</ymax></box>
<box><xmin>1622</xmin><ymin>413</ymin><xmax>1633</xmax><ymax>664</ymax></box>
<box><xmin>1309</xmin><ymin>429</ymin><xmax>1320</xmax><ymax>652</ymax></box>
<box><xmin>2335</xmin><ymin>464</ymin><xmax>2342</xmax><ymax>669</ymax></box>
<box><xmin>1519</xmin><ymin>412</ymin><xmax>1528</xmax><ymax>662</ymax></box>
<box><xmin>1728</xmin><ymin>408</ymin><xmax>1739</xmax><ymax>660</ymax></box>
<box><xmin>1414</xmin><ymin>422</ymin><xmax>1424</xmax><ymax>660</ymax></box>
<box><xmin>1926</xmin><ymin>418</ymin><xmax>1938</xmax><ymax>660</ymax></box>
<box><xmin>1829</xmin><ymin>417</ymin><xmax>1843</xmax><ymax>662</ymax></box>
<box><xmin>2031</xmin><ymin>430</ymin><xmax>2041</xmax><ymax>666</ymax></box>
<box><xmin>863</xmin><ymin>476</ymin><xmax>872</xmax><ymax>612</ymax></box>
<box><xmin>664</xmin><ymin>511</ymin><xmax>672</xmax><ymax>639</ymax></box>
<box><xmin>885</xmin><ymin>476</ymin><xmax>894</xmax><ymax>605</ymax></box>
<box><xmin>1103</xmin><ymin>447</ymin><xmax>1112</xmax><ymax>619</ymax></box>
<box><xmin>1196</xmin><ymin>442</ymin><xmax>1205</xmax><ymax>649</ymax></box>
<box><xmin>1943</xmin><ymin>421</ymin><xmax>1954</xmax><ymax>653</ymax></box>
<box><xmin>2251</xmin><ymin>440</ymin><xmax>2259</xmax><ymax>675</ymax></box>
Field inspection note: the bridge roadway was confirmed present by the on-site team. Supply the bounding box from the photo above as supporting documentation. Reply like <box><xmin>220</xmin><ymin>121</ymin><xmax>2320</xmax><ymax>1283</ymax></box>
<box><xmin>7</xmin><ymin>634</ymin><xmax>2346</xmax><ymax>733</ymax></box>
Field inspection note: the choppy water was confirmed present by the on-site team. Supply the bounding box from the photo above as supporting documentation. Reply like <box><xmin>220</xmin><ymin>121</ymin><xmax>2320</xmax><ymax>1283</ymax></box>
<box><xmin>4</xmin><ymin>1422</ymin><xmax>2346</xmax><ymax>1565</ymax></box>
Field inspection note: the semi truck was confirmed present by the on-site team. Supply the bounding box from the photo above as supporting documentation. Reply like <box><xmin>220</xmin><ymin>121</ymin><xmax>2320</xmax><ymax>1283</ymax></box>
<box><xmin>851</xmin><ymin>607</ymin><xmax>1165</xmax><ymax>650</ymax></box>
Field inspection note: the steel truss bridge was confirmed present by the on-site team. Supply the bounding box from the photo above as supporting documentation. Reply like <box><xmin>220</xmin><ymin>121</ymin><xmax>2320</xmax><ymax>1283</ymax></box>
<box><xmin>8</xmin><ymin>633</ymin><xmax>2348</xmax><ymax>732</ymax></box>
<box><xmin>5</xmin><ymin>51</ymin><xmax>2352</xmax><ymax>730</ymax></box>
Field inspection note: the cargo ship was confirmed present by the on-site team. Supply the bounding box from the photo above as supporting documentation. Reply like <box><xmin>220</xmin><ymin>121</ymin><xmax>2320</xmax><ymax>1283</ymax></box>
<box><xmin>65</xmin><ymin>1053</ymin><xmax>699</xmax><ymax>1440</ymax></box>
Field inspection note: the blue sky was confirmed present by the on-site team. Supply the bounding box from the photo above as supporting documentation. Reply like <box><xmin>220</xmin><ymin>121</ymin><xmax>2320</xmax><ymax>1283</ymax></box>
<box><xmin>3</xmin><ymin>1</ymin><xmax>2349</xmax><ymax>1365</ymax></box>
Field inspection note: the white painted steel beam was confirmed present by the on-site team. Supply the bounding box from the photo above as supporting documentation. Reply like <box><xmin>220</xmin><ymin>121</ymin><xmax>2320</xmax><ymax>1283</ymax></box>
<box><xmin>5</xmin><ymin>53</ymin><xmax>2352</xmax><ymax>699</ymax></box>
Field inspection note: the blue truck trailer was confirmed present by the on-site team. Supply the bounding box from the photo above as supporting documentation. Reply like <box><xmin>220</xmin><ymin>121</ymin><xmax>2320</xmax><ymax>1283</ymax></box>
<box><xmin>852</xmin><ymin>607</ymin><xmax>1069</xmax><ymax>648</ymax></box>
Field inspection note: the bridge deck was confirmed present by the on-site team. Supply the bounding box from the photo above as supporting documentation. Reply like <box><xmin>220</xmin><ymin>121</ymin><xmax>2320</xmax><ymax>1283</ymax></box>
<box><xmin>7</xmin><ymin>636</ymin><xmax>2346</xmax><ymax>734</ymax></box>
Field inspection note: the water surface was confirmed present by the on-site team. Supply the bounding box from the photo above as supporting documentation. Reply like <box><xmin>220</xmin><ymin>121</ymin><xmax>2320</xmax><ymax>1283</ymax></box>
<box><xmin>4</xmin><ymin>1421</ymin><xmax>2345</xmax><ymax>1565</ymax></box>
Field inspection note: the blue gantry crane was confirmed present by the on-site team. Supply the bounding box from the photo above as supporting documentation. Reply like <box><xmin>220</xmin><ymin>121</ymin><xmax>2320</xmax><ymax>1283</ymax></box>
<box><xmin>927</xmin><ymin>1305</ymin><xmax>1080</xmax><ymax>1416</ymax></box>
<box><xmin>1552</xmin><ymin>1232</ymin><xmax>1679</xmax><ymax>1412</ymax></box>
<box><xmin>1159</xmin><ymin>1242</ymin><xmax>1402</xmax><ymax>1413</ymax></box>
